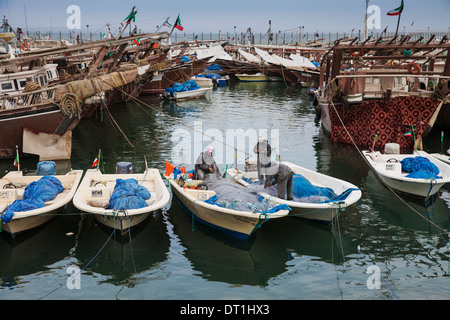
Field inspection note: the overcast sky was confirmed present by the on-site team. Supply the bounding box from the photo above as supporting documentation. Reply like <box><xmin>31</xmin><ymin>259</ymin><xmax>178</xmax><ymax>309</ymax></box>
<box><xmin>1</xmin><ymin>0</ymin><xmax>449</xmax><ymax>35</ymax></box>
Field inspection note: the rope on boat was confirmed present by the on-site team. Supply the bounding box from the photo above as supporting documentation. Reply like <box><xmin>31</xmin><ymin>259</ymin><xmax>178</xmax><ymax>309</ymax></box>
<box><xmin>38</xmin><ymin>214</ymin><xmax>123</xmax><ymax>300</ymax></box>
<box><xmin>58</xmin><ymin>93</ymin><xmax>82</xmax><ymax>119</ymax></box>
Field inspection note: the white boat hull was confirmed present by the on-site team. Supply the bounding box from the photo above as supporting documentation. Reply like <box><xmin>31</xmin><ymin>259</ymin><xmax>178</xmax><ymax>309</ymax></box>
<box><xmin>0</xmin><ymin>170</ymin><xmax>83</xmax><ymax>236</ymax></box>
<box><xmin>430</xmin><ymin>153</ymin><xmax>450</xmax><ymax>165</ymax></box>
<box><xmin>73</xmin><ymin>168</ymin><xmax>171</xmax><ymax>233</ymax></box>
<box><xmin>363</xmin><ymin>150</ymin><xmax>450</xmax><ymax>198</ymax></box>
<box><xmin>226</xmin><ymin>161</ymin><xmax>361</xmax><ymax>223</ymax></box>
<box><xmin>167</xmin><ymin>177</ymin><xmax>289</xmax><ymax>240</ymax></box>
<box><xmin>166</xmin><ymin>87</ymin><xmax>211</xmax><ymax>101</ymax></box>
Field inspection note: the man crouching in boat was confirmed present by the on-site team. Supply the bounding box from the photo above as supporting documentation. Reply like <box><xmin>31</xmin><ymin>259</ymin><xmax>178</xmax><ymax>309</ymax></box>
<box><xmin>195</xmin><ymin>146</ymin><xmax>221</xmax><ymax>180</ymax></box>
<box><xmin>264</xmin><ymin>162</ymin><xmax>294</xmax><ymax>201</ymax></box>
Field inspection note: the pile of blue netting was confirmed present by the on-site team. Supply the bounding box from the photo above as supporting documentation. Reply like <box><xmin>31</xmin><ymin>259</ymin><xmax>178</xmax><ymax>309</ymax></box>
<box><xmin>206</xmin><ymin>64</ymin><xmax>222</xmax><ymax>71</ymax></box>
<box><xmin>204</xmin><ymin>178</ymin><xmax>290</xmax><ymax>213</ymax></box>
<box><xmin>106</xmin><ymin>178</ymin><xmax>151</xmax><ymax>210</ymax></box>
<box><xmin>164</xmin><ymin>80</ymin><xmax>201</xmax><ymax>97</ymax></box>
<box><xmin>1</xmin><ymin>176</ymin><xmax>64</xmax><ymax>223</ymax></box>
<box><xmin>181</xmin><ymin>55</ymin><xmax>190</xmax><ymax>63</ymax></box>
<box><xmin>196</xmin><ymin>73</ymin><xmax>222</xmax><ymax>81</ymax></box>
<box><xmin>263</xmin><ymin>174</ymin><xmax>358</xmax><ymax>203</ymax></box>
<box><xmin>400</xmin><ymin>156</ymin><xmax>442</xmax><ymax>179</ymax></box>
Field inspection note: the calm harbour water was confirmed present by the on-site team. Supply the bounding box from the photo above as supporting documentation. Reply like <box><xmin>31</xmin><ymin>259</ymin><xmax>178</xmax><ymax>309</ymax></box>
<box><xmin>1</xmin><ymin>80</ymin><xmax>450</xmax><ymax>301</ymax></box>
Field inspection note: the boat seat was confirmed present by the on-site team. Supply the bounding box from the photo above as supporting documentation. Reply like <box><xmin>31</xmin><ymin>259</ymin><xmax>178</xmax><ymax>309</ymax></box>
<box><xmin>184</xmin><ymin>189</ymin><xmax>216</xmax><ymax>201</ymax></box>
<box><xmin>0</xmin><ymin>189</ymin><xmax>18</xmax><ymax>203</ymax></box>
<box><xmin>83</xmin><ymin>187</ymin><xmax>113</xmax><ymax>202</ymax></box>
<box><xmin>375</xmin><ymin>162</ymin><xmax>402</xmax><ymax>175</ymax></box>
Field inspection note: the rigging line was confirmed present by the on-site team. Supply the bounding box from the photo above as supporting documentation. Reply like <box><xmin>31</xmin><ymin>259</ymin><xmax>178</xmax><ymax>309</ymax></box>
<box><xmin>103</xmin><ymin>79</ymin><xmax>253</xmax><ymax>158</ymax></box>
<box><xmin>39</xmin><ymin>219</ymin><xmax>121</xmax><ymax>300</ymax></box>
<box><xmin>328</xmin><ymin>98</ymin><xmax>450</xmax><ymax>236</ymax></box>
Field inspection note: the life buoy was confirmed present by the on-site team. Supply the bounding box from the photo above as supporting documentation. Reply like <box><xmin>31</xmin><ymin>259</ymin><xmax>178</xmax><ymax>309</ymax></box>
<box><xmin>350</xmin><ymin>48</ymin><xmax>363</xmax><ymax>57</ymax></box>
<box><xmin>21</xmin><ymin>42</ymin><xmax>29</xmax><ymax>51</ymax></box>
<box><xmin>409</xmin><ymin>63</ymin><xmax>421</xmax><ymax>75</ymax></box>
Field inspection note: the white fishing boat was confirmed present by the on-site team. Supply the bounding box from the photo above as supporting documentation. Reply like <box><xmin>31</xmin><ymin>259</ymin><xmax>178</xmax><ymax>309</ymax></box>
<box><xmin>226</xmin><ymin>160</ymin><xmax>361</xmax><ymax>223</ymax></box>
<box><xmin>0</xmin><ymin>169</ymin><xmax>83</xmax><ymax>236</ymax></box>
<box><xmin>430</xmin><ymin>153</ymin><xmax>450</xmax><ymax>165</ymax></box>
<box><xmin>235</xmin><ymin>73</ymin><xmax>270</xmax><ymax>82</ymax></box>
<box><xmin>166</xmin><ymin>172</ymin><xmax>290</xmax><ymax>241</ymax></box>
<box><xmin>363</xmin><ymin>150</ymin><xmax>450</xmax><ymax>198</ymax></box>
<box><xmin>163</xmin><ymin>87</ymin><xmax>211</xmax><ymax>101</ymax></box>
<box><xmin>73</xmin><ymin>165</ymin><xmax>171</xmax><ymax>233</ymax></box>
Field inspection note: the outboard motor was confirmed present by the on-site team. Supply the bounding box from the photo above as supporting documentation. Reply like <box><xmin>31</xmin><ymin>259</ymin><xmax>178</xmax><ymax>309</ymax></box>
<box><xmin>116</xmin><ymin>162</ymin><xmax>132</xmax><ymax>174</ymax></box>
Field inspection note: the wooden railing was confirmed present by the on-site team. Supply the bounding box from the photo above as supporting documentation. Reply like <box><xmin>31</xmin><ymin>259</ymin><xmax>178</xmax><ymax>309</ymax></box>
<box><xmin>0</xmin><ymin>86</ymin><xmax>58</xmax><ymax>111</ymax></box>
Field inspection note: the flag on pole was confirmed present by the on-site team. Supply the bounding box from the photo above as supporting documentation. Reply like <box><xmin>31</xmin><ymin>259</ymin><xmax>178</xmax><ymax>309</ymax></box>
<box><xmin>173</xmin><ymin>14</ymin><xmax>184</xmax><ymax>31</ymax></box>
<box><xmin>92</xmin><ymin>149</ymin><xmax>102</xmax><ymax>168</ymax></box>
<box><xmin>194</xmin><ymin>34</ymin><xmax>198</xmax><ymax>41</ymax></box>
<box><xmin>13</xmin><ymin>153</ymin><xmax>19</xmax><ymax>167</ymax></box>
<box><xmin>387</xmin><ymin>0</ymin><xmax>404</xmax><ymax>16</ymax></box>
<box><xmin>133</xmin><ymin>38</ymin><xmax>141</xmax><ymax>45</ymax></box>
<box><xmin>121</xmin><ymin>7</ymin><xmax>137</xmax><ymax>26</ymax></box>
<box><xmin>404</xmin><ymin>131</ymin><xmax>414</xmax><ymax>137</ymax></box>
<box><xmin>162</xmin><ymin>17</ymin><xmax>172</xmax><ymax>28</ymax></box>
<box><xmin>91</xmin><ymin>156</ymin><xmax>99</xmax><ymax>168</ymax></box>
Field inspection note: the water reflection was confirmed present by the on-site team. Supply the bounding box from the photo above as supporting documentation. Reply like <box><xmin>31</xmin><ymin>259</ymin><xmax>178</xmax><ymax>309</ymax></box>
<box><xmin>169</xmin><ymin>198</ymin><xmax>354</xmax><ymax>287</ymax></box>
<box><xmin>73</xmin><ymin>212</ymin><xmax>170</xmax><ymax>285</ymax></box>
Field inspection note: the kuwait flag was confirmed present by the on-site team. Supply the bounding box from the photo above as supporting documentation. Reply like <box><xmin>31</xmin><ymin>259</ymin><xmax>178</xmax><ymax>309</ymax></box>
<box><xmin>404</xmin><ymin>131</ymin><xmax>414</xmax><ymax>137</ymax></box>
<box><xmin>162</xmin><ymin>17</ymin><xmax>172</xmax><ymax>28</ymax></box>
<box><xmin>174</xmin><ymin>15</ymin><xmax>184</xmax><ymax>31</ymax></box>
<box><xmin>91</xmin><ymin>156</ymin><xmax>99</xmax><ymax>168</ymax></box>
<box><xmin>13</xmin><ymin>153</ymin><xmax>19</xmax><ymax>167</ymax></box>
<box><xmin>133</xmin><ymin>38</ymin><xmax>141</xmax><ymax>45</ymax></box>
<box><xmin>387</xmin><ymin>0</ymin><xmax>404</xmax><ymax>16</ymax></box>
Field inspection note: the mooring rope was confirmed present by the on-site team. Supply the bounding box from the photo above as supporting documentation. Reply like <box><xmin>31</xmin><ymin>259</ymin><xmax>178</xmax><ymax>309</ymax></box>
<box><xmin>38</xmin><ymin>215</ymin><xmax>122</xmax><ymax>300</ymax></box>
<box><xmin>328</xmin><ymin>98</ymin><xmax>450</xmax><ymax>236</ymax></box>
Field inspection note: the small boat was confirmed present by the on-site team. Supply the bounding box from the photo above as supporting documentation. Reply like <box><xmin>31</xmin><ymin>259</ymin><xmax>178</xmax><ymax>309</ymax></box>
<box><xmin>430</xmin><ymin>153</ymin><xmax>450</xmax><ymax>165</ymax></box>
<box><xmin>162</xmin><ymin>87</ymin><xmax>211</xmax><ymax>101</ymax></box>
<box><xmin>165</xmin><ymin>168</ymin><xmax>290</xmax><ymax>241</ymax></box>
<box><xmin>72</xmin><ymin>164</ymin><xmax>171</xmax><ymax>234</ymax></box>
<box><xmin>363</xmin><ymin>150</ymin><xmax>450</xmax><ymax>198</ymax></box>
<box><xmin>0</xmin><ymin>169</ymin><xmax>83</xmax><ymax>236</ymax></box>
<box><xmin>226</xmin><ymin>160</ymin><xmax>361</xmax><ymax>223</ymax></box>
<box><xmin>235</xmin><ymin>73</ymin><xmax>270</xmax><ymax>82</ymax></box>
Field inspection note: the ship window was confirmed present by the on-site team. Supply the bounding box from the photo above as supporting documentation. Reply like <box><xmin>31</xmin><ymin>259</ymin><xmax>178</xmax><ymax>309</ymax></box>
<box><xmin>365</xmin><ymin>78</ymin><xmax>371</xmax><ymax>84</ymax></box>
<box><xmin>372</xmin><ymin>77</ymin><xmax>379</xmax><ymax>84</ymax></box>
<box><xmin>39</xmin><ymin>76</ymin><xmax>45</xmax><ymax>86</ymax></box>
<box><xmin>1</xmin><ymin>82</ymin><xmax>13</xmax><ymax>91</ymax></box>
<box><xmin>19</xmin><ymin>80</ymin><xmax>27</xmax><ymax>88</ymax></box>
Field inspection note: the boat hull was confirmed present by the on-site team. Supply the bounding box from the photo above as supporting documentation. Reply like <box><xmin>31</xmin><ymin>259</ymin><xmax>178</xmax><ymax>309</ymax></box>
<box><xmin>168</xmin><ymin>178</ymin><xmax>287</xmax><ymax>240</ymax></box>
<box><xmin>363</xmin><ymin>151</ymin><xmax>450</xmax><ymax>198</ymax></box>
<box><xmin>226</xmin><ymin>161</ymin><xmax>361</xmax><ymax>224</ymax></box>
<box><xmin>235</xmin><ymin>74</ymin><xmax>270</xmax><ymax>82</ymax></box>
<box><xmin>73</xmin><ymin>169</ymin><xmax>171</xmax><ymax>234</ymax></box>
<box><xmin>0</xmin><ymin>170</ymin><xmax>83</xmax><ymax>237</ymax></box>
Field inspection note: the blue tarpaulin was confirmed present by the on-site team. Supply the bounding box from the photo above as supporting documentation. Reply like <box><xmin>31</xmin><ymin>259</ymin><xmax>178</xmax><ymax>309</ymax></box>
<box><xmin>292</xmin><ymin>174</ymin><xmax>359</xmax><ymax>203</ymax></box>
<box><xmin>206</xmin><ymin>64</ymin><xmax>222</xmax><ymax>71</ymax></box>
<box><xmin>1</xmin><ymin>176</ymin><xmax>64</xmax><ymax>223</ymax></box>
<box><xmin>106</xmin><ymin>179</ymin><xmax>151</xmax><ymax>210</ymax></box>
<box><xmin>164</xmin><ymin>80</ymin><xmax>202</xmax><ymax>97</ymax></box>
<box><xmin>400</xmin><ymin>156</ymin><xmax>442</xmax><ymax>179</ymax></box>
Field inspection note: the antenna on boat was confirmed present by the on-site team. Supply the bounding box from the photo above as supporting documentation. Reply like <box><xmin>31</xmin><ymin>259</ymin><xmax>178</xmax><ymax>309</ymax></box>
<box><xmin>144</xmin><ymin>155</ymin><xmax>148</xmax><ymax>170</ymax></box>
<box><xmin>14</xmin><ymin>145</ymin><xmax>20</xmax><ymax>172</ymax></box>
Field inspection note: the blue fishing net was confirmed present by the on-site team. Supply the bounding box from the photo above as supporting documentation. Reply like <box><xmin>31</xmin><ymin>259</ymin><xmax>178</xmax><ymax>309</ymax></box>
<box><xmin>400</xmin><ymin>156</ymin><xmax>442</xmax><ymax>179</ymax></box>
<box><xmin>164</xmin><ymin>80</ymin><xmax>202</xmax><ymax>96</ymax></box>
<box><xmin>1</xmin><ymin>176</ymin><xmax>64</xmax><ymax>223</ymax></box>
<box><xmin>106</xmin><ymin>179</ymin><xmax>151</xmax><ymax>210</ymax></box>
<box><xmin>266</xmin><ymin>174</ymin><xmax>359</xmax><ymax>203</ymax></box>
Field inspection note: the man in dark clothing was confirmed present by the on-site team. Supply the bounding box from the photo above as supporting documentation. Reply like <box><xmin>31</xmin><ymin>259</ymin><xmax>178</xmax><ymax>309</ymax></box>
<box><xmin>194</xmin><ymin>146</ymin><xmax>221</xmax><ymax>180</ymax></box>
<box><xmin>253</xmin><ymin>135</ymin><xmax>272</xmax><ymax>182</ymax></box>
<box><xmin>264</xmin><ymin>162</ymin><xmax>294</xmax><ymax>200</ymax></box>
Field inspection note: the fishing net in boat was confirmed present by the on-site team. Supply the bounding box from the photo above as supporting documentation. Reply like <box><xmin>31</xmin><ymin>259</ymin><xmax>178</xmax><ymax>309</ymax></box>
<box><xmin>205</xmin><ymin>177</ymin><xmax>288</xmax><ymax>213</ymax></box>
<box><xmin>400</xmin><ymin>157</ymin><xmax>442</xmax><ymax>179</ymax></box>
<box><xmin>1</xmin><ymin>176</ymin><xmax>64</xmax><ymax>223</ymax></box>
<box><xmin>106</xmin><ymin>178</ymin><xmax>151</xmax><ymax>210</ymax></box>
<box><xmin>257</xmin><ymin>174</ymin><xmax>358</xmax><ymax>204</ymax></box>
